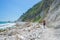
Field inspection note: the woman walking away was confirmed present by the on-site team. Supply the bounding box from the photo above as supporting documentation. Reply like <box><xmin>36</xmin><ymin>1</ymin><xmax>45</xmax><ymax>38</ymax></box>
<box><xmin>43</xmin><ymin>20</ymin><xmax>46</xmax><ymax>29</ymax></box>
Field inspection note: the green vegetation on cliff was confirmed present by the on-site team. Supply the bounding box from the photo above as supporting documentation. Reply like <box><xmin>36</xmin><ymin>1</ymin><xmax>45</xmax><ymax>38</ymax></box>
<box><xmin>18</xmin><ymin>0</ymin><xmax>54</xmax><ymax>22</ymax></box>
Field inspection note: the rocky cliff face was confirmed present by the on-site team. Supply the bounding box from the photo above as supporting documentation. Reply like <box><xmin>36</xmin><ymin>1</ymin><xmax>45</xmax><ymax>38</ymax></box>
<box><xmin>17</xmin><ymin>0</ymin><xmax>54</xmax><ymax>22</ymax></box>
<box><xmin>45</xmin><ymin>0</ymin><xmax>60</xmax><ymax>28</ymax></box>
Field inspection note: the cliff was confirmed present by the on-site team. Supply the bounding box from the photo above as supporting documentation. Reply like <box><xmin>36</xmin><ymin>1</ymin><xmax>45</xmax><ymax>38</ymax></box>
<box><xmin>17</xmin><ymin>0</ymin><xmax>54</xmax><ymax>22</ymax></box>
<box><xmin>45</xmin><ymin>0</ymin><xmax>60</xmax><ymax>28</ymax></box>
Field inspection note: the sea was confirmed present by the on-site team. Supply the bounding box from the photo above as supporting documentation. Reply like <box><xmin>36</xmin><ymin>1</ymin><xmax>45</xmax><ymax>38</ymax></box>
<box><xmin>0</xmin><ymin>22</ymin><xmax>16</xmax><ymax>30</ymax></box>
<box><xmin>0</xmin><ymin>21</ymin><xmax>8</xmax><ymax>24</ymax></box>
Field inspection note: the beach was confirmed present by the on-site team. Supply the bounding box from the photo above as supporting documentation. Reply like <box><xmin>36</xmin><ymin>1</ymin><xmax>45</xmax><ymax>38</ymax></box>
<box><xmin>0</xmin><ymin>22</ymin><xmax>58</xmax><ymax>40</ymax></box>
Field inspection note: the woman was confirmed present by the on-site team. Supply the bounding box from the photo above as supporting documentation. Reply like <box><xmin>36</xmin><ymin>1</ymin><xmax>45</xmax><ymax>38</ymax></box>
<box><xmin>43</xmin><ymin>20</ymin><xmax>46</xmax><ymax>29</ymax></box>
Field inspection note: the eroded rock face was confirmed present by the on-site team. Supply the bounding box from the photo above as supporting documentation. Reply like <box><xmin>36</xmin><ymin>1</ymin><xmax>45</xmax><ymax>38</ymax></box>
<box><xmin>45</xmin><ymin>0</ymin><xmax>60</xmax><ymax>27</ymax></box>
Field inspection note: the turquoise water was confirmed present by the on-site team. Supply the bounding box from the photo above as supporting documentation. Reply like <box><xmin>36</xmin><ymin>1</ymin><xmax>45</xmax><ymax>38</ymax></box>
<box><xmin>0</xmin><ymin>22</ymin><xmax>8</xmax><ymax>24</ymax></box>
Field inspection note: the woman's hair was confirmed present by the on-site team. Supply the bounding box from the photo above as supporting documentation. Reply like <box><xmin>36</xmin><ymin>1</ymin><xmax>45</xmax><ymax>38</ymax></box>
<box><xmin>43</xmin><ymin>20</ymin><xmax>46</xmax><ymax>26</ymax></box>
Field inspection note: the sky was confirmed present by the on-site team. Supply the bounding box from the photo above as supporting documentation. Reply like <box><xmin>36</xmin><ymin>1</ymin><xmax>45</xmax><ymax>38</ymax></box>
<box><xmin>0</xmin><ymin>0</ymin><xmax>41</xmax><ymax>21</ymax></box>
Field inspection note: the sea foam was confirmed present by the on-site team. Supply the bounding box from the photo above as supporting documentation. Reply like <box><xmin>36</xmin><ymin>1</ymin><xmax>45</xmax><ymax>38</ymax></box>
<box><xmin>0</xmin><ymin>23</ymin><xmax>16</xmax><ymax>30</ymax></box>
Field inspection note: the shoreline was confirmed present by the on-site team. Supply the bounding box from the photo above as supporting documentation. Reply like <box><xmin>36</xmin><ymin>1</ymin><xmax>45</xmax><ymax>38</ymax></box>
<box><xmin>0</xmin><ymin>23</ymin><xmax>16</xmax><ymax>30</ymax></box>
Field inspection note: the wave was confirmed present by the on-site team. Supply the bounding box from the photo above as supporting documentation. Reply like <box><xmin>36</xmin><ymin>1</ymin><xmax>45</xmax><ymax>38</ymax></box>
<box><xmin>0</xmin><ymin>23</ymin><xmax>16</xmax><ymax>30</ymax></box>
